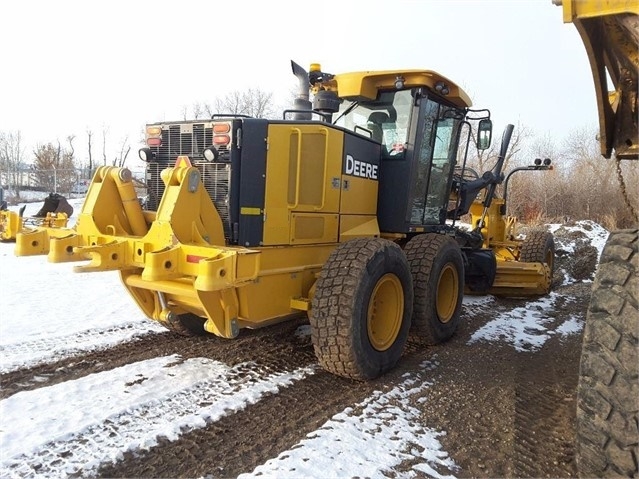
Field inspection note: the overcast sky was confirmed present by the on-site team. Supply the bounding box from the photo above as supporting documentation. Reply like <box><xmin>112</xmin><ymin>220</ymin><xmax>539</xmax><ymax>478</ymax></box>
<box><xmin>0</xmin><ymin>0</ymin><xmax>596</xmax><ymax>169</ymax></box>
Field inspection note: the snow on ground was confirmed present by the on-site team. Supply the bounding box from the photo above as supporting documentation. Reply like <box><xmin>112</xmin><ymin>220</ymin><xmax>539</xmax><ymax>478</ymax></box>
<box><xmin>0</xmin><ymin>197</ymin><xmax>163</xmax><ymax>373</ymax></box>
<box><xmin>240</xmin><ymin>360</ymin><xmax>456</xmax><ymax>479</ymax></box>
<box><xmin>465</xmin><ymin>220</ymin><xmax>607</xmax><ymax>351</ymax></box>
<box><xmin>548</xmin><ymin>220</ymin><xmax>609</xmax><ymax>258</ymax></box>
<box><xmin>1</xmin><ymin>357</ymin><xmax>314</xmax><ymax>478</ymax></box>
<box><xmin>0</xmin><ymin>196</ymin><xmax>606</xmax><ymax>478</ymax></box>
<box><xmin>467</xmin><ymin>292</ymin><xmax>580</xmax><ymax>352</ymax></box>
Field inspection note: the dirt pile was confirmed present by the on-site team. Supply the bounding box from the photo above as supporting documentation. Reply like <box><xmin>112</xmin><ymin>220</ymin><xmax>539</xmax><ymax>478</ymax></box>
<box><xmin>551</xmin><ymin>221</ymin><xmax>607</xmax><ymax>284</ymax></box>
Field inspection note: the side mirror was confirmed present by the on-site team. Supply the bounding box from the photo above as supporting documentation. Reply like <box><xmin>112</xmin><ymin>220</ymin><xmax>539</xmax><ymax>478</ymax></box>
<box><xmin>477</xmin><ymin>119</ymin><xmax>493</xmax><ymax>150</ymax></box>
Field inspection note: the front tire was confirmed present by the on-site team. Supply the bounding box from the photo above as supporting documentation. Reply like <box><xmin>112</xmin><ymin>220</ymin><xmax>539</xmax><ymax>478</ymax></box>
<box><xmin>576</xmin><ymin>229</ymin><xmax>639</xmax><ymax>477</ymax></box>
<box><xmin>310</xmin><ymin>238</ymin><xmax>413</xmax><ymax>380</ymax></box>
<box><xmin>520</xmin><ymin>229</ymin><xmax>555</xmax><ymax>276</ymax></box>
<box><xmin>404</xmin><ymin>233</ymin><xmax>464</xmax><ymax>344</ymax></box>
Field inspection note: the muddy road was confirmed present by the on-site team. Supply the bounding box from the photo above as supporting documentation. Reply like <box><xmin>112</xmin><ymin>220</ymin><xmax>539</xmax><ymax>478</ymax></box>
<box><xmin>1</xmin><ymin>279</ymin><xmax>590</xmax><ymax>479</ymax></box>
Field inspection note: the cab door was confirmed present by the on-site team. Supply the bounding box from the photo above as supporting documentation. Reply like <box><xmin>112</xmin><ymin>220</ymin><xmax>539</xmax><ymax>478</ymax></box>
<box><xmin>409</xmin><ymin>97</ymin><xmax>463</xmax><ymax>225</ymax></box>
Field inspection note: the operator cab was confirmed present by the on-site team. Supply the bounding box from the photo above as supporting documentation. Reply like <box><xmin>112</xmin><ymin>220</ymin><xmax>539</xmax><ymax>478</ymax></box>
<box><xmin>333</xmin><ymin>87</ymin><xmax>483</xmax><ymax>235</ymax></box>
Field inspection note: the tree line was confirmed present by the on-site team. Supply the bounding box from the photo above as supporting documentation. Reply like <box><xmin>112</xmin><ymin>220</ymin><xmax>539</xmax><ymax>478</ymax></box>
<box><xmin>465</xmin><ymin>123</ymin><xmax>638</xmax><ymax>229</ymax></box>
<box><xmin>0</xmin><ymin>89</ymin><xmax>279</xmax><ymax>200</ymax></box>
<box><xmin>0</xmin><ymin>129</ymin><xmax>131</xmax><ymax>199</ymax></box>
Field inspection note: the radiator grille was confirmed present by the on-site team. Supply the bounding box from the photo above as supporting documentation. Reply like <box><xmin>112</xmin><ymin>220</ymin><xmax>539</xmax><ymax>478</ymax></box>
<box><xmin>144</xmin><ymin>161</ymin><xmax>232</xmax><ymax>242</ymax></box>
<box><xmin>155</xmin><ymin>124</ymin><xmax>213</xmax><ymax>162</ymax></box>
<box><xmin>198</xmin><ymin>162</ymin><xmax>232</xmax><ymax>240</ymax></box>
<box><xmin>144</xmin><ymin>122</ymin><xmax>233</xmax><ymax>243</ymax></box>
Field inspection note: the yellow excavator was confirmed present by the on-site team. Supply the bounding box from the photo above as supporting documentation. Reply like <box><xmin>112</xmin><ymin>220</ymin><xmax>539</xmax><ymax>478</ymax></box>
<box><xmin>15</xmin><ymin>61</ymin><xmax>555</xmax><ymax>381</ymax></box>
<box><xmin>555</xmin><ymin>0</ymin><xmax>638</xmax><ymax>477</ymax></box>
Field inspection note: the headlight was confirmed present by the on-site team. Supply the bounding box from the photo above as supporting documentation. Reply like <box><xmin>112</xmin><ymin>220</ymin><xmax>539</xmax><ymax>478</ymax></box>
<box><xmin>139</xmin><ymin>148</ymin><xmax>154</xmax><ymax>162</ymax></box>
<box><xmin>203</xmin><ymin>146</ymin><xmax>218</xmax><ymax>162</ymax></box>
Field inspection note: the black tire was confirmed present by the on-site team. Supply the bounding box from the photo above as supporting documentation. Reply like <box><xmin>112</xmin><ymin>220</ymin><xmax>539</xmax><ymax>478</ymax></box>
<box><xmin>404</xmin><ymin>233</ymin><xmax>464</xmax><ymax>344</ymax></box>
<box><xmin>166</xmin><ymin>312</ymin><xmax>208</xmax><ymax>337</ymax></box>
<box><xmin>576</xmin><ymin>229</ymin><xmax>639</xmax><ymax>478</ymax></box>
<box><xmin>310</xmin><ymin>238</ymin><xmax>413</xmax><ymax>380</ymax></box>
<box><xmin>520</xmin><ymin>229</ymin><xmax>555</xmax><ymax>276</ymax></box>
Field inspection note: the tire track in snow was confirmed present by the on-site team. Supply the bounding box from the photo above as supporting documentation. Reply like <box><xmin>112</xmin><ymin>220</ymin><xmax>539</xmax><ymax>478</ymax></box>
<box><xmin>0</xmin><ymin>321</ymin><xmax>166</xmax><ymax>374</ymax></box>
<box><xmin>238</xmin><ymin>360</ymin><xmax>457</xmax><ymax>479</ymax></box>
<box><xmin>0</xmin><ymin>355</ymin><xmax>315</xmax><ymax>479</ymax></box>
<box><xmin>1</xmin><ymin>320</ymin><xmax>316</xmax><ymax>400</ymax></box>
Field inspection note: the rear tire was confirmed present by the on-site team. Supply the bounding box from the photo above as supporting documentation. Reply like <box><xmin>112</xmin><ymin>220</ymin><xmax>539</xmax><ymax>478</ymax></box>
<box><xmin>310</xmin><ymin>238</ymin><xmax>413</xmax><ymax>380</ymax></box>
<box><xmin>520</xmin><ymin>229</ymin><xmax>555</xmax><ymax>276</ymax></box>
<box><xmin>404</xmin><ymin>233</ymin><xmax>464</xmax><ymax>344</ymax></box>
<box><xmin>576</xmin><ymin>229</ymin><xmax>639</xmax><ymax>478</ymax></box>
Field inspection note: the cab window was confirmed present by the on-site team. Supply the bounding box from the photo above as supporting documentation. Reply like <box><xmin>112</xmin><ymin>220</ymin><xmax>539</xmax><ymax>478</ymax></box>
<box><xmin>410</xmin><ymin>99</ymin><xmax>463</xmax><ymax>224</ymax></box>
<box><xmin>333</xmin><ymin>90</ymin><xmax>413</xmax><ymax>159</ymax></box>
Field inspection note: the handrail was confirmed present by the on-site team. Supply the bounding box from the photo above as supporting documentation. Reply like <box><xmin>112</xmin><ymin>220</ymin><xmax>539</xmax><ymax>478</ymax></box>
<box><xmin>289</xmin><ymin>128</ymin><xmax>303</xmax><ymax>210</ymax></box>
<box><xmin>315</xmin><ymin>128</ymin><xmax>329</xmax><ymax>211</ymax></box>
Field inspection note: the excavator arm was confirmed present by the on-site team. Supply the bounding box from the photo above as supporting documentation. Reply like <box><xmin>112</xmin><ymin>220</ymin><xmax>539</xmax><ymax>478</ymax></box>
<box><xmin>556</xmin><ymin>0</ymin><xmax>638</xmax><ymax>159</ymax></box>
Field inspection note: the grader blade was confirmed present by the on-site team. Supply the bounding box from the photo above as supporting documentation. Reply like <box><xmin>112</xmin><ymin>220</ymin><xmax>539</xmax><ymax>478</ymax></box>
<box><xmin>488</xmin><ymin>260</ymin><xmax>552</xmax><ymax>296</ymax></box>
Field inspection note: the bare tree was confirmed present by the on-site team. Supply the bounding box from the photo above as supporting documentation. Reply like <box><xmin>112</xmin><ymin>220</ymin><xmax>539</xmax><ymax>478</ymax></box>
<box><xmin>203</xmin><ymin>102</ymin><xmax>215</xmax><ymax>118</ymax></box>
<box><xmin>112</xmin><ymin>136</ymin><xmax>131</xmax><ymax>167</ymax></box>
<box><xmin>0</xmin><ymin>131</ymin><xmax>27</xmax><ymax>198</ymax></box>
<box><xmin>102</xmin><ymin>126</ymin><xmax>108</xmax><ymax>166</ymax></box>
<box><xmin>67</xmin><ymin>134</ymin><xmax>75</xmax><ymax>160</ymax></box>
<box><xmin>469</xmin><ymin>122</ymin><xmax>532</xmax><ymax>174</ymax></box>
<box><xmin>191</xmin><ymin>102</ymin><xmax>207</xmax><ymax>120</ymax></box>
<box><xmin>87</xmin><ymin>129</ymin><xmax>94</xmax><ymax>178</ymax></box>
<box><xmin>212</xmin><ymin>88</ymin><xmax>275</xmax><ymax>119</ymax></box>
<box><xmin>562</xmin><ymin>126</ymin><xmax>638</xmax><ymax>227</ymax></box>
<box><xmin>180</xmin><ymin>88</ymin><xmax>277</xmax><ymax>121</ymax></box>
<box><xmin>521</xmin><ymin>132</ymin><xmax>562</xmax><ymax>220</ymax></box>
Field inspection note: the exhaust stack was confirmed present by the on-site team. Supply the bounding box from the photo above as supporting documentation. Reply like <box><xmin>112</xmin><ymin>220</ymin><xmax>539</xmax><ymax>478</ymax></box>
<box><xmin>290</xmin><ymin>60</ymin><xmax>312</xmax><ymax>120</ymax></box>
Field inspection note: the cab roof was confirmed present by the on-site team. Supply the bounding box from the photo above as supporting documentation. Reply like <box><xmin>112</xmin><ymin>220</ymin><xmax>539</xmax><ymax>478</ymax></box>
<box><xmin>314</xmin><ymin>69</ymin><xmax>472</xmax><ymax>108</ymax></box>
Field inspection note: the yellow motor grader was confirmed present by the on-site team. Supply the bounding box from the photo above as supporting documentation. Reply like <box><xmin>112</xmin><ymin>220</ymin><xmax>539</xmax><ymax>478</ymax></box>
<box><xmin>1</xmin><ymin>192</ymin><xmax>73</xmax><ymax>242</ymax></box>
<box><xmin>15</xmin><ymin>62</ymin><xmax>554</xmax><ymax>380</ymax></box>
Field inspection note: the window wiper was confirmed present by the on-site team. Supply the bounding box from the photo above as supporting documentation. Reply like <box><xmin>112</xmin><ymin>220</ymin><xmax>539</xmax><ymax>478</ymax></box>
<box><xmin>332</xmin><ymin>101</ymin><xmax>360</xmax><ymax>125</ymax></box>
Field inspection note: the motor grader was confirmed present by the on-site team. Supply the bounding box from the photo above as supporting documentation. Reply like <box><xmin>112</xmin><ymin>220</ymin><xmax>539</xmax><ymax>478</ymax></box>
<box><xmin>15</xmin><ymin>61</ymin><xmax>555</xmax><ymax>381</ymax></box>
<box><xmin>1</xmin><ymin>193</ymin><xmax>73</xmax><ymax>242</ymax></box>
<box><xmin>554</xmin><ymin>1</ymin><xmax>638</xmax><ymax>477</ymax></box>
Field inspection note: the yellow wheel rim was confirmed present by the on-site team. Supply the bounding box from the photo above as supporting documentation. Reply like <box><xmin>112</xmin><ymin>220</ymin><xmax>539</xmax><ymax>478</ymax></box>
<box><xmin>367</xmin><ymin>273</ymin><xmax>404</xmax><ymax>351</ymax></box>
<box><xmin>436</xmin><ymin>264</ymin><xmax>459</xmax><ymax>323</ymax></box>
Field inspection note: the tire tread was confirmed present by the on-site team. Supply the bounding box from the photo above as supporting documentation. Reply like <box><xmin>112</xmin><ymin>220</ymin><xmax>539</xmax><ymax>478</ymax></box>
<box><xmin>576</xmin><ymin>228</ymin><xmax>639</xmax><ymax>478</ymax></box>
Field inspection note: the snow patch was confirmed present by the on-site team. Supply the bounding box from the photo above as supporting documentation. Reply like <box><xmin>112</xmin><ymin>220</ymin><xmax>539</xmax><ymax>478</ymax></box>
<box><xmin>0</xmin><ymin>356</ymin><xmax>315</xmax><ymax>477</ymax></box>
<box><xmin>239</xmin><ymin>360</ymin><xmax>456</xmax><ymax>479</ymax></box>
<box><xmin>468</xmin><ymin>293</ymin><xmax>579</xmax><ymax>352</ymax></box>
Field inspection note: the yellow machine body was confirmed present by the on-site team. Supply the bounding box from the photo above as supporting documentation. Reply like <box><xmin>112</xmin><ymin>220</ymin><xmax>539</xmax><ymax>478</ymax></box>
<box><xmin>14</xmin><ymin>63</ymin><xmax>552</xmax><ymax>341</ymax></box>
<box><xmin>468</xmin><ymin>198</ymin><xmax>551</xmax><ymax>296</ymax></box>
<box><xmin>559</xmin><ymin>0</ymin><xmax>638</xmax><ymax>159</ymax></box>
<box><xmin>1</xmin><ymin>210</ymin><xmax>70</xmax><ymax>243</ymax></box>
<box><xmin>15</xmin><ymin>120</ymin><xmax>381</xmax><ymax>338</ymax></box>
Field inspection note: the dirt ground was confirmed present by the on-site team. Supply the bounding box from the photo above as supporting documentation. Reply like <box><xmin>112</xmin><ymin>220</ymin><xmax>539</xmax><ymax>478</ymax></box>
<box><xmin>2</xmin><ymin>278</ymin><xmax>591</xmax><ymax>479</ymax></box>
<box><xmin>1</xmin><ymin>221</ymin><xmax>600</xmax><ymax>478</ymax></box>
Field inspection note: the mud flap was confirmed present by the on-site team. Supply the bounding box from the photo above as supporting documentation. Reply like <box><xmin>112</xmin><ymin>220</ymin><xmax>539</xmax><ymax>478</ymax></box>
<box><xmin>464</xmin><ymin>248</ymin><xmax>497</xmax><ymax>294</ymax></box>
